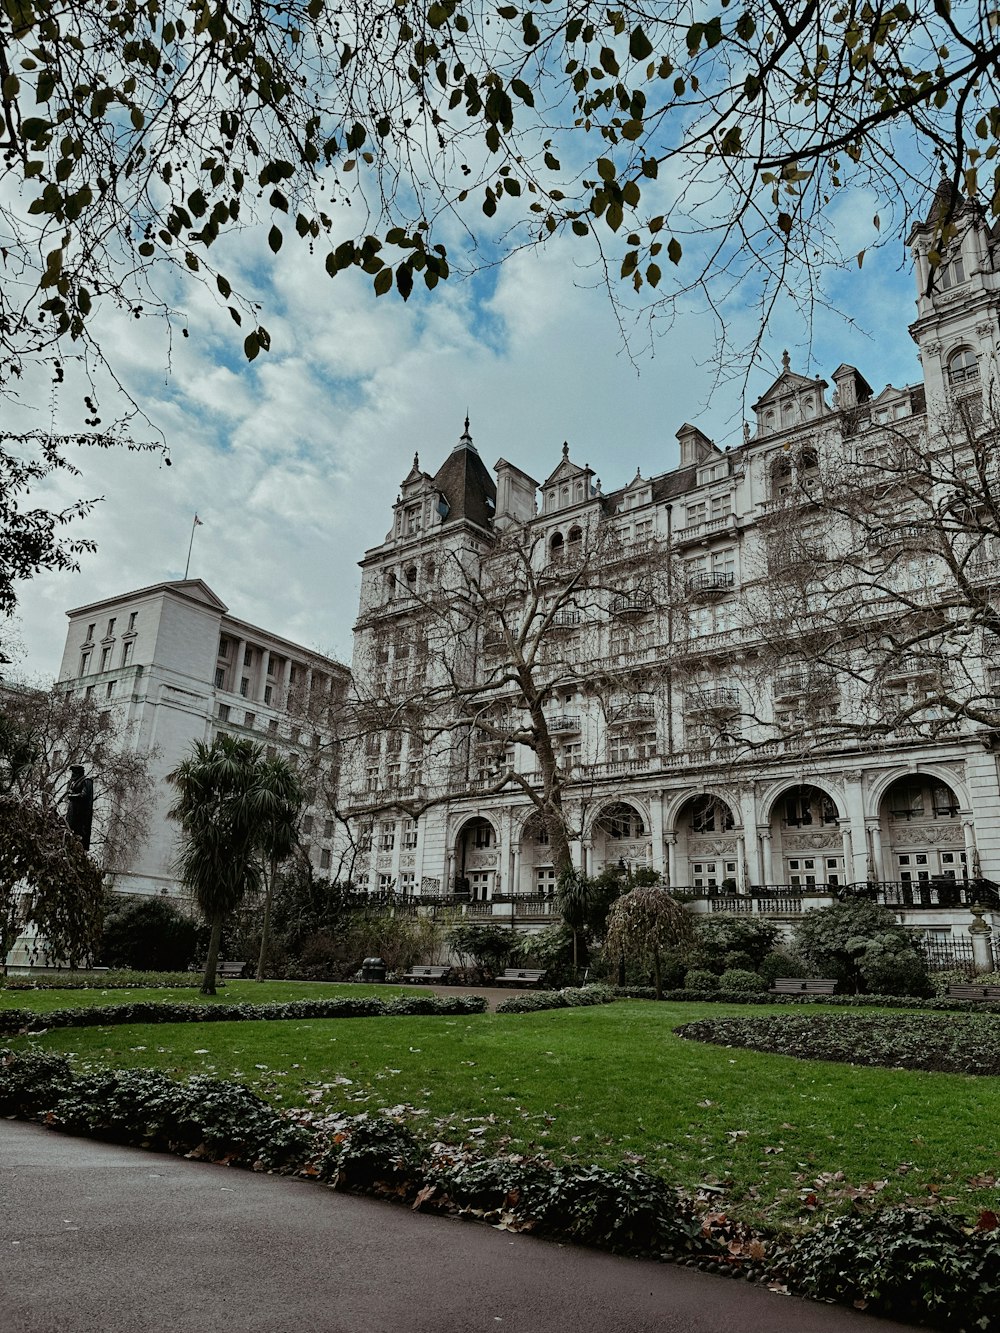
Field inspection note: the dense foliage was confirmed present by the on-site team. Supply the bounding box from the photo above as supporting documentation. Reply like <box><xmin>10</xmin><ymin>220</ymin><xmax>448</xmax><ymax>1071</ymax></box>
<box><xmin>494</xmin><ymin>983</ymin><xmax>616</xmax><ymax>1014</ymax></box>
<box><xmin>675</xmin><ymin>1012</ymin><xmax>1000</xmax><ymax>1076</ymax></box>
<box><xmin>98</xmin><ymin>895</ymin><xmax>201</xmax><ymax>972</ymax></box>
<box><xmin>445</xmin><ymin>921</ymin><xmax>517</xmax><ymax>979</ymax></box>
<box><xmin>0</xmin><ymin>969</ymin><xmax>201</xmax><ymax>990</ymax></box>
<box><xmin>792</xmin><ymin>899</ymin><xmax>932</xmax><ymax>996</ymax></box>
<box><xmin>604</xmin><ymin>887</ymin><xmax>693</xmax><ymax>999</ymax></box>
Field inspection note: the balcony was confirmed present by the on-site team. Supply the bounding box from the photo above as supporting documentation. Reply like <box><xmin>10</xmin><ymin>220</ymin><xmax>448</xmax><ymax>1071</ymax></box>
<box><xmin>549</xmin><ymin>609</ymin><xmax>582</xmax><ymax>629</ymax></box>
<box><xmin>583</xmin><ymin>756</ymin><xmax>657</xmax><ymax>779</ymax></box>
<box><xmin>687</xmin><ymin>571</ymin><xmax>735</xmax><ymax>597</ymax></box>
<box><xmin>685</xmin><ymin>686</ymin><xmax>740</xmax><ymax>712</ymax></box>
<box><xmin>766</xmin><ymin>542</ymin><xmax>825</xmax><ymax>574</ymax></box>
<box><xmin>773</xmin><ymin>670</ymin><xmax>837</xmax><ymax>700</ymax></box>
<box><xmin>882</xmin><ymin>654</ymin><xmax>944</xmax><ymax>682</ymax></box>
<box><xmin>609</xmin><ymin>594</ymin><xmax>655</xmax><ymax>617</ymax></box>
<box><xmin>547</xmin><ymin>713</ymin><xmax>581</xmax><ymax>733</ymax></box>
<box><xmin>672</xmin><ymin>513</ymin><xmax>736</xmax><ymax>546</ymax></box>
<box><xmin>607</xmin><ymin>535</ymin><xmax>662</xmax><ymax>563</ymax></box>
<box><xmin>609</xmin><ymin>698</ymin><xmax>656</xmax><ymax>723</ymax></box>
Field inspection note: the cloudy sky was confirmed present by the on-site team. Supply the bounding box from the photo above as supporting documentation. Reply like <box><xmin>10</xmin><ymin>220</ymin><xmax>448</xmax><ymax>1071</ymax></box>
<box><xmin>7</xmin><ymin>186</ymin><xmax>924</xmax><ymax>683</ymax></box>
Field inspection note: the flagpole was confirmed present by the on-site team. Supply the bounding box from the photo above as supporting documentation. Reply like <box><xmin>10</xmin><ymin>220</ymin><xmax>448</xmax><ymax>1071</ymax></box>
<box><xmin>183</xmin><ymin>514</ymin><xmax>200</xmax><ymax>579</ymax></box>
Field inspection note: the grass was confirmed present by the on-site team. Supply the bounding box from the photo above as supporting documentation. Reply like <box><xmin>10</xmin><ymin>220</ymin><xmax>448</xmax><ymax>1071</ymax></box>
<box><xmin>7</xmin><ymin>987</ymin><xmax>1000</xmax><ymax>1228</ymax></box>
<box><xmin>0</xmin><ymin>980</ymin><xmax>424</xmax><ymax>1013</ymax></box>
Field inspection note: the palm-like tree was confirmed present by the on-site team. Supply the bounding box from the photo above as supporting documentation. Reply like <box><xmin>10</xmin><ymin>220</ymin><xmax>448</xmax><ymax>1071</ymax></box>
<box><xmin>168</xmin><ymin>735</ymin><xmax>283</xmax><ymax>995</ymax></box>
<box><xmin>252</xmin><ymin>755</ymin><xmax>302</xmax><ymax>981</ymax></box>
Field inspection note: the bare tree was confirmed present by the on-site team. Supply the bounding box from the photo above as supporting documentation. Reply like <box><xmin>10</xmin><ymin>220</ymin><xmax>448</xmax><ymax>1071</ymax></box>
<box><xmin>736</xmin><ymin>387</ymin><xmax>1000</xmax><ymax>758</ymax></box>
<box><xmin>0</xmin><ymin>680</ymin><xmax>155</xmax><ymax>882</ymax></box>
<box><xmin>345</xmin><ymin>513</ymin><xmax>687</xmax><ymax>877</ymax></box>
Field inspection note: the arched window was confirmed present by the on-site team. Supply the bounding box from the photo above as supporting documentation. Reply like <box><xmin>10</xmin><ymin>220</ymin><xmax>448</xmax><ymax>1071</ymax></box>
<box><xmin>549</xmin><ymin>532</ymin><xmax>565</xmax><ymax>563</ymax></box>
<box><xmin>948</xmin><ymin>347</ymin><xmax>979</xmax><ymax>386</ymax></box>
<box><xmin>771</xmin><ymin>456</ymin><xmax>793</xmax><ymax>500</ymax></box>
<box><xmin>567</xmin><ymin>525</ymin><xmax>583</xmax><ymax>553</ymax></box>
<box><xmin>405</xmin><ymin>565</ymin><xmax>417</xmax><ymax>590</ymax></box>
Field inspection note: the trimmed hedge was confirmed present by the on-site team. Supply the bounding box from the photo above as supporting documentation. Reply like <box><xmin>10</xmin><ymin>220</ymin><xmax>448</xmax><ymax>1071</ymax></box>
<box><xmin>1</xmin><ymin>970</ymin><xmax>202</xmax><ymax>991</ymax></box>
<box><xmin>612</xmin><ymin>985</ymin><xmax>1000</xmax><ymax>1015</ymax></box>
<box><xmin>0</xmin><ymin>992</ymin><xmax>488</xmax><ymax>1036</ymax></box>
<box><xmin>676</xmin><ymin>1011</ymin><xmax>1000</xmax><ymax>1076</ymax></box>
<box><xmin>494</xmin><ymin>984</ymin><xmax>616</xmax><ymax>1015</ymax></box>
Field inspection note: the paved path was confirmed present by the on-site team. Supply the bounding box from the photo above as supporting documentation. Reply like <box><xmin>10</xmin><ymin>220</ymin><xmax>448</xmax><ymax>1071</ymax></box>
<box><xmin>1</xmin><ymin>1121</ymin><xmax>920</xmax><ymax>1333</ymax></box>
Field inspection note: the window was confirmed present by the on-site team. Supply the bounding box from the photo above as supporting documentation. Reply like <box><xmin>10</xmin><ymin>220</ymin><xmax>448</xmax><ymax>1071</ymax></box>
<box><xmin>244</xmin><ymin>646</ymin><xmax>253</xmax><ymax>666</ymax></box>
<box><xmin>690</xmin><ymin>797</ymin><xmax>734</xmax><ymax>833</ymax></box>
<box><xmin>402</xmin><ymin>820</ymin><xmax>418</xmax><ymax>849</ymax></box>
<box><xmin>127</xmin><ymin>611</ymin><xmax>138</xmax><ymax>631</ymax></box>
<box><xmin>607</xmin><ymin>808</ymin><xmax>645</xmax><ymax>839</ymax></box>
<box><xmin>85</xmin><ymin>623</ymin><xmax>95</xmax><ymax>642</ymax></box>
<box><xmin>378</xmin><ymin>873</ymin><xmax>395</xmax><ymax>893</ymax></box>
<box><xmin>105</xmin><ymin>681</ymin><xmax>116</xmax><ymax>699</ymax></box>
<box><xmin>106</xmin><ymin>618</ymin><xmax>116</xmax><ymax>636</ymax></box>
<box><xmin>302</xmin><ymin>814</ymin><xmax>314</xmax><ymax>834</ymax></box>
<box><xmin>379</xmin><ymin>822</ymin><xmax>396</xmax><ymax>851</ymax></box>
<box><xmin>319</xmin><ymin>849</ymin><xmax>331</xmax><ymax>870</ymax></box>
<box><xmin>264</xmin><ymin>684</ymin><xmax>273</xmax><ymax>704</ymax></box>
<box><xmin>217</xmin><ymin>703</ymin><xmax>230</xmax><ymax>721</ymax></box>
<box><xmin>85</xmin><ymin>684</ymin><xmax>95</xmax><ymax>699</ymax></box>
<box><xmin>100</xmin><ymin>645</ymin><xmax>112</xmax><ymax>671</ymax></box>
<box><xmin>268</xmin><ymin>718</ymin><xmax>278</xmax><ymax>734</ymax></box>
<box><xmin>549</xmin><ymin>532</ymin><xmax>564</xmax><ymax>562</ymax></box>
<box><xmin>267</xmin><ymin>658</ymin><xmax>276</xmax><ymax>676</ymax></box>
<box><xmin>244</xmin><ymin>711</ymin><xmax>256</xmax><ymax>728</ymax></box>
<box><xmin>473</xmin><ymin>823</ymin><xmax>494</xmax><ymax>848</ymax></box>
<box><xmin>948</xmin><ymin>347</ymin><xmax>979</xmax><ymax>386</ymax></box>
<box><xmin>219</xmin><ymin>638</ymin><xmax>230</xmax><ymax>658</ymax></box>
<box><xmin>214</xmin><ymin>667</ymin><xmax>225</xmax><ymax>688</ymax></box>
<box><xmin>79</xmin><ymin>652</ymin><xmax>91</xmax><ymax>677</ymax></box>
<box><xmin>937</xmin><ymin>252</ymin><xmax>966</xmax><ymax>290</ymax></box>
<box><xmin>405</xmin><ymin>505</ymin><xmax>421</xmax><ymax>535</ymax></box>
<box><xmin>239</xmin><ymin>677</ymin><xmax>249</xmax><ymax>697</ymax></box>
<box><xmin>121</xmin><ymin>640</ymin><xmax>133</xmax><ymax>667</ymax></box>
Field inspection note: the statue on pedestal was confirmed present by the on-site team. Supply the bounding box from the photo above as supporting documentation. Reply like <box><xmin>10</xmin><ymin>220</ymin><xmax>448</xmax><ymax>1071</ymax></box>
<box><xmin>66</xmin><ymin>765</ymin><xmax>94</xmax><ymax>851</ymax></box>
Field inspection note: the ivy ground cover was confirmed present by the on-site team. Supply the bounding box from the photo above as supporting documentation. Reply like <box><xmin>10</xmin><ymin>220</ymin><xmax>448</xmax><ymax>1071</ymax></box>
<box><xmin>7</xmin><ymin>993</ymin><xmax>1000</xmax><ymax>1229</ymax></box>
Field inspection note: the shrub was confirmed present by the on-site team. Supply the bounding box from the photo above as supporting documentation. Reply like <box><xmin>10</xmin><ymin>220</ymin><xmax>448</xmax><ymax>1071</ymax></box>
<box><xmin>98</xmin><ymin>896</ymin><xmax>201</xmax><ymax>972</ymax></box>
<box><xmin>527</xmin><ymin>1164</ymin><xmax>705</xmax><ymax>1255</ymax></box>
<box><xmin>316</xmin><ymin>1114</ymin><xmax>425</xmax><ymax>1190</ymax></box>
<box><xmin>717</xmin><ymin>968</ymin><xmax>765</xmax><ymax>992</ymax></box>
<box><xmin>793</xmin><ymin>900</ymin><xmax>930</xmax><ymax>994</ymax></box>
<box><xmin>0</xmin><ymin>969</ymin><xmax>201</xmax><ymax>990</ymax></box>
<box><xmin>430</xmin><ymin>1154</ymin><xmax>553</xmax><ymax>1211</ymax></box>
<box><xmin>690</xmin><ymin>915</ymin><xmax>780</xmax><ymax>973</ymax></box>
<box><xmin>777</xmin><ymin>1207</ymin><xmax>1000</xmax><ymax>1329</ymax></box>
<box><xmin>758</xmin><ymin>950</ymin><xmax>812</xmax><ymax>988</ymax></box>
<box><xmin>512</xmin><ymin>923</ymin><xmax>577</xmax><ymax>988</ymax></box>
<box><xmin>495</xmin><ymin>984</ymin><xmax>615</xmax><ymax>1015</ymax></box>
<box><xmin>0</xmin><ymin>1048</ymin><xmax>73</xmax><ymax>1116</ymax></box>
<box><xmin>683</xmin><ymin>968</ymin><xmax>718</xmax><ymax>992</ymax></box>
<box><xmin>445</xmin><ymin>921</ymin><xmax>517</xmax><ymax>978</ymax></box>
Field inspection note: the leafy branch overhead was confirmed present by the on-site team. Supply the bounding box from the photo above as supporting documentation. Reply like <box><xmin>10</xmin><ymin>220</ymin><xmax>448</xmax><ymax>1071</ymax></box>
<box><xmin>2</xmin><ymin>0</ymin><xmax>998</xmax><ymax>375</ymax></box>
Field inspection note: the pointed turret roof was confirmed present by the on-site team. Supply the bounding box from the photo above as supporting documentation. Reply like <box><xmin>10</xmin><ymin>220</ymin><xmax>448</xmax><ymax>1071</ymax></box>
<box><xmin>430</xmin><ymin>418</ymin><xmax>497</xmax><ymax>531</ymax></box>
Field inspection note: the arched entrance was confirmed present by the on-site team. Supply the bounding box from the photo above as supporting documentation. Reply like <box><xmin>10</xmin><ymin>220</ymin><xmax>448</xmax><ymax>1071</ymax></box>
<box><xmin>454</xmin><ymin>816</ymin><xmax>500</xmax><ymax>900</ymax></box>
<box><xmin>767</xmin><ymin>783</ymin><xmax>843</xmax><ymax>887</ymax></box>
<box><xmin>519</xmin><ymin>811</ymin><xmax>556</xmax><ymax>897</ymax></box>
<box><xmin>877</xmin><ymin>775</ymin><xmax>966</xmax><ymax>900</ymax></box>
<box><xmin>672</xmin><ymin>794</ymin><xmax>738</xmax><ymax>890</ymax></box>
<box><xmin>590</xmin><ymin>801</ymin><xmax>651</xmax><ymax>875</ymax></box>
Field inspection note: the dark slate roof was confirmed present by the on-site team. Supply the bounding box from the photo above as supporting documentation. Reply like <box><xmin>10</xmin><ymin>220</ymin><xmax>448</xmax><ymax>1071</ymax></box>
<box><xmin>652</xmin><ymin>466</ymin><xmax>698</xmax><ymax>501</ymax></box>
<box><xmin>431</xmin><ymin>427</ymin><xmax>497</xmax><ymax>531</ymax></box>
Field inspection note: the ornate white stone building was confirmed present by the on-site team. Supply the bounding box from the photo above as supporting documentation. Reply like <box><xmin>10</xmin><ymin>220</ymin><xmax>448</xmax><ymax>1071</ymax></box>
<box><xmin>344</xmin><ymin>189</ymin><xmax>1000</xmax><ymax>956</ymax></box>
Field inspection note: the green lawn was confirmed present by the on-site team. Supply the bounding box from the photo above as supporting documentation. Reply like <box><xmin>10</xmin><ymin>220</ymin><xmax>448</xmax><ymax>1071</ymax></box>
<box><xmin>0</xmin><ymin>980</ymin><xmax>423</xmax><ymax>1013</ymax></box>
<box><xmin>7</xmin><ymin>991</ymin><xmax>1000</xmax><ymax>1228</ymax></box>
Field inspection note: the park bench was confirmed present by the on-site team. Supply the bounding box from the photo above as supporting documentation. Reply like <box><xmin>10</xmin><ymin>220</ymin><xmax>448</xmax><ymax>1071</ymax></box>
<box><xmin>493</xmin><ymin>968</ymin><xmax>547</xmax><ymax>989</ymax></box>
<box><xmin>946</xmin><ymin>984</ymin><xmax>1000</xmax><ymax>1000</ymax></box>
<box><xmin>401</xmin><ymin>965</ymin><xmax>453</xmax><ymax>984</ymax></box>
<box><xmin>769</xmin><ymin>978</ymin><xmax>838</xmax><ymax>995</ymax></box>
<box><xmin>217</xmin><ymin>960</ymin><xmax>248</xmax><ymax>980</ymax></box>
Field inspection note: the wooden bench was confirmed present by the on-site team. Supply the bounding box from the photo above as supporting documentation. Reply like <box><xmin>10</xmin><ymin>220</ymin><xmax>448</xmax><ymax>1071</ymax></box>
<box><xmin>946</xmin><ymin>984</ymin><xmax>1000</xmax><ymax>1000</ymax></box>
<box><xmin>217</xmin><ymin>960</ymin><xmax>248</xmax><ymax>980</ymax></box>
<box><xmin>401</xmin><ymin>965</ymin><xmax>452</xmax><ymax>984</ymax></box>
<box><xmin>493</xmin><ymin>968</ymin><xmax>547</xmax><ymax>989</ymax></box>
<box><xmin>769</xmin><ymin>978</ymin><xmax>838</xmax><ymax>995</ymax></box>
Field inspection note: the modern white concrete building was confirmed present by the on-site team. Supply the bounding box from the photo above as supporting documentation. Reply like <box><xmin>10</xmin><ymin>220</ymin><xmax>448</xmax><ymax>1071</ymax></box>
<box><xmin>343</xmin><ymin>189</ymin><xmax>1000</xmax><ymax>962</ymax></box>
<box><xmin>55</xmin><ymin>579</ymin><xmax>350</xmax><ymax>897</ymax></box>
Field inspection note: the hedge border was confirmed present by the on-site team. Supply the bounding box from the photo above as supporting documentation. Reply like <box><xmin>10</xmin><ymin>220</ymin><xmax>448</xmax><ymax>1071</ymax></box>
<box><xmin>0</xmin><ymin>992</ymin><xmax>488</xmax><ymax>1035</ymax></box>
<box><xmin>612</xmin><ymin>985</ymin><xmax>1000</xmax><ymax>1015</ymax></box>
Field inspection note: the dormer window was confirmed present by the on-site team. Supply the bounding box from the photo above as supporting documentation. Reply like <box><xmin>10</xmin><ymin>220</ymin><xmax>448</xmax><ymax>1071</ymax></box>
<box><xmin>404</xmin><ymin>505</ymin><xmax>421</xmax><ymax>535</ymax></box>
<box><xmin>948</xmin><ymin>347</ymin><xmax>979</xmax><ymax>386</ymax></box>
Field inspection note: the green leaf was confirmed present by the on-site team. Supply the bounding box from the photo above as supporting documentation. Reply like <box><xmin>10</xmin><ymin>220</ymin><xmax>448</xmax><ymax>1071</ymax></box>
<box><xmin>621</xmin><ymin>119</ymin><xmax>644</xmax><ymax>141</ymax></box>
<box><xmin>629</xmin><ymin>27</ymin><xmax>653</xmax><ymax>61</ymax></box>
<box><xmin>606</xmin><ymin>201</ymin><xmax>623</xmax><ymax>231</ymax></box>
<box><xmin>667</xmin><ymin>237</ymin><xmax>682</xmax><ymax>264</ymax></box>
<box><xmin>373</xmin><ymin>267</ymin><xmax>393</xmax><ymax>296</ymax></box>
<box><xmin>597</xmin><ymin>157</ymin><xmax>615</xmax><ymax>182</ymax></box>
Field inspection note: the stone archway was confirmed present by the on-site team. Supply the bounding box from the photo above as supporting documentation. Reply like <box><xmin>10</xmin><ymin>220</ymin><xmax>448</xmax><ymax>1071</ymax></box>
<box><xmin>589</xmin><ymin>800</ymin><xmax>651</xmax><ymax>876</ymax></box>
<box><xmin>764</xmin><ymin>783</ymin><xmax>844</xmax><ymax>888</ymax></box>
<box><xmin>670</xmin><ymin>793</ymin><xmax>739</xmax><ymax>890</ymax></box>
<box><xmin>875</xmin><ymin>774</ymin><xmax>968</xmax><ymax>903</ymax></box>
<box><xmin>453</xmin><ymin>815</ymin><xmax>500</xmax><ymax>900</ymax></box>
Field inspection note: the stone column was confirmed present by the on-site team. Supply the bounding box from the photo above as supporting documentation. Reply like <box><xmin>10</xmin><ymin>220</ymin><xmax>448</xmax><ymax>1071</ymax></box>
<box><xmin>758</xmin><ymin>828</ymin><xmax>773</xmax><ymax>886</ymax></box>
<box><xmin>738</xmin><ymin>787</ymin><xmax>760</xmax><ymax>885</ymax></box>
<box><xmin>969</xmin><ymin>903</ymin><xmax>995</xmax><ymax>974</ymax></box>
<box><xmin>842</xmin><ymin>770</ymin><xmax>869</xmax><ymax>881</ymax></box>
<box><xmin>649</xmin><ymin>794</ymin><xmax>666</xmax><ymax>879</ymax></box>
<box><xmin>840</xmin><ymin>825</ymin><xmax>853</xmax><ymax>888</ymax></box>
<box><xmin>664</xmin><ymin>833</ymin><xmax>677</xmax><ymax>888</ymax></box>
<box><xmin>233</xmin><ymin>638</ymin><xmax>247</xmax><ymax>694</ymax></box>
<box><xmin>867</xmin><ymin>822</ymin><xmax>885</xmax><ymax>882</ymax></box>
<box><xmin>511</xmin><ymin>844</ymin><xmax>521</xmax><ymax>897</ymax></box>
<box><xmin>256</xmin><ymin>648</ymin><xmax>271</xmax><ymax>702</ymax></box>
<box><xmin>282</xmin><ymin>658</ymin><xmax>293</xmax><ymax>706</ymax></box>
<box><xmin>963</xmin><ymin>820</ymin><xmax>978</xmax><ymax>882</ymax></box>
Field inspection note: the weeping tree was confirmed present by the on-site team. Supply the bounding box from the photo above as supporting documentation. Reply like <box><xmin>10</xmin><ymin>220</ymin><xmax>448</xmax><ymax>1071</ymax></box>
<box><xmin>604</xmin><ymin>886</ymin><xmax>694</xmax><ymax>1000</ymax></box>
<box><xmin>168</xmin><ymin>734</ymin><xmax>300</xmax><ymax>995</ymax></box>
<box><xmin>0</xmin><ymin>794</ymin><xmax>104</xmax><ymax>973</ymax></box>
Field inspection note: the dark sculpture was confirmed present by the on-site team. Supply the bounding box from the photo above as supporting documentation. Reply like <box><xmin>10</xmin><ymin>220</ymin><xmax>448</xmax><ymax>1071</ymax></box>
<box><xmin>66</xmin><ymin>765</ymin><xmax>94</xmax><ymax>850</ymax></box>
